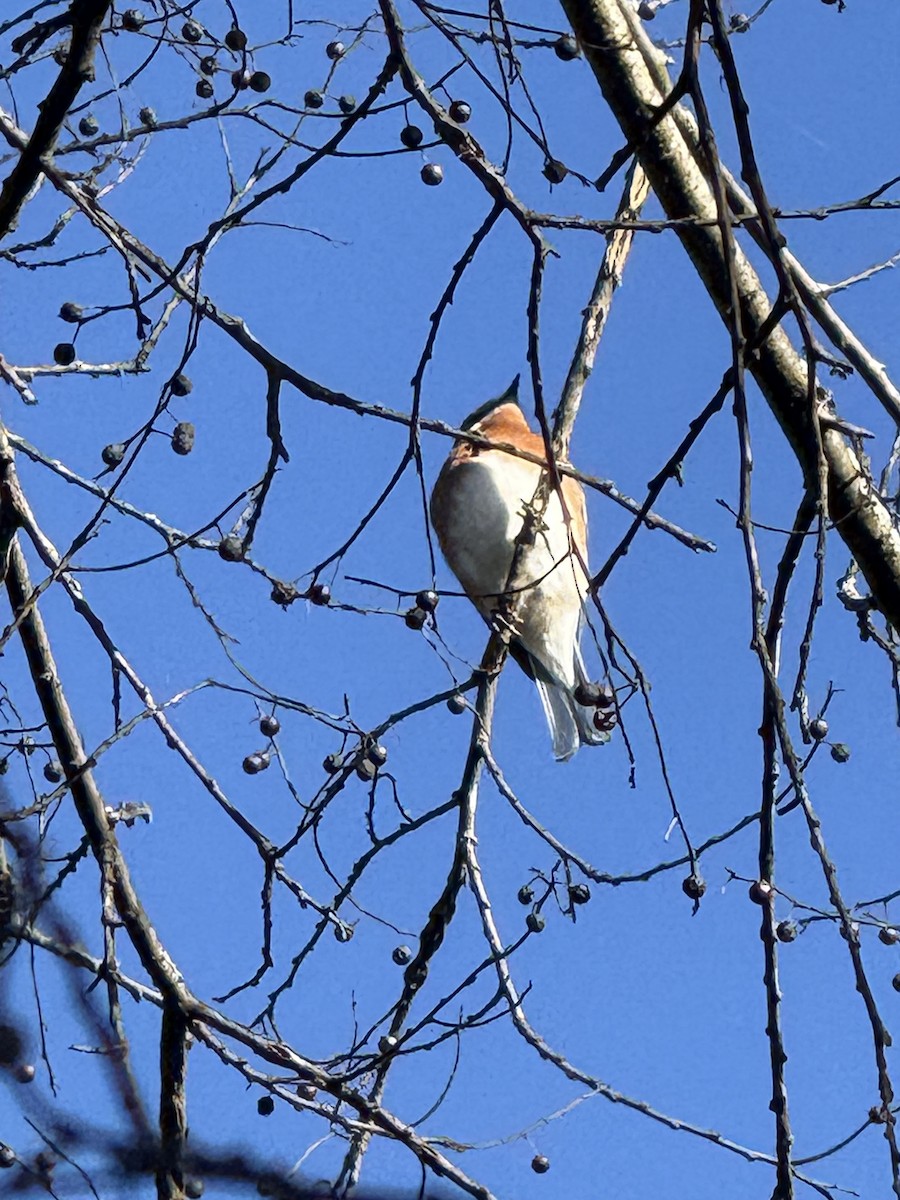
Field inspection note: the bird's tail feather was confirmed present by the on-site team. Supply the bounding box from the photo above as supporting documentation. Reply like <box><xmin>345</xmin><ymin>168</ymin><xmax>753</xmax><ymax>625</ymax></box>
<box><xmin>531</xmin><ymin>653</ymin><xmax>609</xmax><ymax>762</ymax></box>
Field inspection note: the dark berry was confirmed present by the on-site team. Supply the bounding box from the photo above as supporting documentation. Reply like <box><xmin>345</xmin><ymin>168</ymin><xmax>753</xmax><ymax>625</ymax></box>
<box><xmin>309</xmin><ymin>582</ymin><xmax>331</xmax><ymax>605</ymax></box>
<box><xmin>400</xmin><ymin>124</ymin><xmax>423</xmax><ymax>148</ymax></box>
<box><xmin>218</xmin><ymin>535</ymin><xmax>244</xmax><ymax>562</ymax></box>
<box><xmin>554</xmin><ymin>34</ymin><xmax>579</xmax><ymax>60</ymax></box>
<box><xmin>43</xmin><ymin>761</ymin><xmax>63</xmax><ymax>783</ymax></box>
<box><xmin>171</xmin><ymin>422</ymin><xmax>195</xmax><ymax>455</ymax></box>
<box><xmin>809</xmin><ymin>717</ymin><xmax>828</xmax><ymax>741</ymax></box>
<box><xmin>139</xmin><ymin>106</ymin><xmax>157</xmax><ymax>127</ymax></box>
<box><xmin>420</xmin><ymin>163</ymin><xmax>443</xmax><ymax>186</ymax></box>
<box><xmin>334</xmin><ymin>923</ymin><xmax>353</xmax><ymax>942</ymax></box>
<box><xmin>831</xmin><ymin>742</ymin><xmax>851</xmax><ymax>763</ymax></box>
<box><xmin>366</xmin><ymin>742</ymin><xmax>388</xmax><ymax>767</ymax></box>
<box><xmin>526</xmin><ymin>912</ymin><xmax>545</xmax><ymax>933</ymax></box>
<box><xmin>242</xmin><ymin>752</ymin><xmax>269</xmax><ymax>775</ymax></box>
<box><xmin>392</xmin><ymin>945</ymin><xmax>412</xmax><ymax>965</ymax></box>
<box><xmin>170</xmin><ymin>372</ymin><xmax>192</xmax><ymax>396</ymax></box>
<box><xmin>448</xmin><ymin>99</ymin><xmax>472</xmax><ymax>123</ymax></box>
<box><xmin>776</xmin><ymin>920</ymin><xmax>798</xmax><ymax>943</ymax></box>
<box><xmin>637</xmin><ymin>1</ymin><xmax>656</xmax><ymax>17</ymax></box>
<box><xmin>259</xmin><ymin>714</ymin><xmax>280</xmax><ymax>738</ymax></box>
<box><xmin>593</xmin><ymin>709</ymin><xmax>616</xmax><ymax>733</ymax></box>
<box><xmin>271</xmin><ymin>580</ymin><xmax>300</xmax><ymax>606</ymax></box>
<box><xmin>449</xmin><ymin>99</ymin><xmax>471</xmax><ymax>123</ymax></box>
<box><xmin>447</xmin><ymin>693</ymin><xmax>466</xmax><ymax>715</ymax></box>
<box><xmin>879</xmin><ymin>927</ymin><xmax>900</xmax><ymax>945</ymax></box>
<box><xmin>15</xmin><ymin>1064</ymin><xmax>35</xmax><ymax>1084</ymax></box>
<box><xmin>232</xmin><ymin>69</ymin><xmax>250</xmax><ymax>89</ymax></box>
<box><xmin>0</xmin><ymin>1146</ymin><xmax>14</xmax><ymax>1168</ymax></box>
<box><xmin>196</xmin><ymin>79</ymin><xmax>214</xmax><ymax>100</ymax></box>
<box><xmin>224</xmin><ymin>27</ymin><xmax>247</xmax><ymax>51</ymax></box>
<box><xmin>415</xmin><ymin>589</ymin><xmax>439</xmax><ymax>612</ymax></box>
<box><xmin>323</xmin><ymin>753</ymin><xmax>343</xmax><ymax>774</ymax></box>
<box><xmin>297</xmin><ymin>1082</ymin><xmax>316</xmax><ymax>1100</ymax></box>
<box><xmin>404</xmin><ymin>606</ymin><xmax>427</xmax><ymax>629</ymax></box>
<box><xmin>53</xmin><ymin>343</ymin><xmax>76</xmax><ymax>365</ymax></box>
<box><xmin>185</xmin><ymin>1179</ymin><xmax>204</xmax><ymax>1199</ymax></box>
<box><xmin>730</xmin><ymin>12</ymin><xmax>750</xmax><ymax>31</ymax></box>
<box><xmin>249</xmin><ymin>71</ymin><xmax>271</xmax><ymax>93</ymax></box>
<box><xmin>199</xmin><ymin>55</ymin><xmax>216</xmax><ymax>75</ymax></box>
<box><xmin>35</xmin><ymin>1151</ymin><xmax>55</xmax><ymax>1174</ymax></box>
<box><xmin>682</xmin><ymin>874</ymin><xmax>705</xmax><ymax>900</ymax></box>
<box><xmin>531</xmin><ymin>1155</ymin><xmax>550</xmax><ymax>1174</ymax></box>
<box><xmin>256</xmin><ymin>1095</ymin><xmax>275</xmax><ymax>1116</ymax></box>
<box><xmin>326</xmin><ymin>40</ymin><xmax>345</xmax><ymax>59</ymax></box>
<box><xmin>338</xmin><ymin>94</ymin><xmax>356</xmax><ymax>114</ymax></box>
<box><xmin>573</xmin><ymin>681</ymin><xmax>602</xmax><ymax>707</ymax></box>
<box><xmin>749</xmin><ymin>880</ymin><xmax>773</xmax><ymax>905</ymax></box>
<box><xmin>568</xmin><ymin>883</ymin><xmax>590</xmax><ymax>905</ymax></box>
<box><xmin>182</xmin><ymin>21</ymin><xmax>203</xmax><ymax>43</ymax></box>
<box><xmin>517</xmin><ymin>884</ymin><xmax>534</xmax><ymax>905</ymax></box>
<box><xmin>892</xmin><ymin>973</ymin><xmax>900</xmax><ymax>993</ymax></box>
<box><xmin>305</xmin><ymin>89</ymin><xmax>325</xmax><ymax>108</ymax></box>
<box><xmin>122</xmin><ymin>9</ymin><xmax>145</xmax><ymax>31</ymax></box>
<box><xmin>59</xmin><ymin>301</ymin><xmax>83</xmax><ymax>322</ymax></box>
<box><xmin>356</xmin><ymin>758</ymin><xmax>377</xmax><ymax>782</ymax></box>
<box><xmin>543</xmin><ymin>158</ymin><xmax>567</xmax><ymax>184</ymax></box>
<box><xmin>78</xmin><ymin>115</ymin><xmax>99</xmax><ymax>137</ymax></box>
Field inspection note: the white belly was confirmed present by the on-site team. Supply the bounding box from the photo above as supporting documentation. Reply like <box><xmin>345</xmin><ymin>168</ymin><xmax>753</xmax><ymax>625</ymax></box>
<box><xmin>433</xmin><ymin>452</ymin><xmax>588</xmax><ymax>686</ymax></box>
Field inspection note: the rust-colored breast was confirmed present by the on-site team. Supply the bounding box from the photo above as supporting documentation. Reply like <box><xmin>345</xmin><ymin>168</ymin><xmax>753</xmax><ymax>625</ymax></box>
<box><xmin>433</xmin><ymin>401</ymin><xmax>589</xmax><ymax>564</ymax></box>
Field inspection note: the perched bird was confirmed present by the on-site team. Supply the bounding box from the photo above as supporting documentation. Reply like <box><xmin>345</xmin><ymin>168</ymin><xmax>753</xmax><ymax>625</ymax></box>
<box><xmin>430</xmin><ymin>377</ymin><xmax>606</xmax><ymax>760</ymax></box>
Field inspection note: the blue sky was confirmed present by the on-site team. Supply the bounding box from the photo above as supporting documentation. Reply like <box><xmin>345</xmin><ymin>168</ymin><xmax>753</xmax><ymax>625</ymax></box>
<box><xmin>3</xmin><ymin>1</ymin><xmax>900</xmax><ymax>1197</ymax></box>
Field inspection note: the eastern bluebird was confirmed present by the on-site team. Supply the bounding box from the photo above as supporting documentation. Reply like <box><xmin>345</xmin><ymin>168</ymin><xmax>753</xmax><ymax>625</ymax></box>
<box><xmin>431</xmin><ymin>378</ymin><xmax>606</xmax><ymax>760</ymax></box>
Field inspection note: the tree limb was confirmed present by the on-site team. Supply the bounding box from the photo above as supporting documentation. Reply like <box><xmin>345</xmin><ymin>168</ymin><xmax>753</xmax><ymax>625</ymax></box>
<box><xmin>561</xmin><ymin>0</ymin><xmax>900</xmax><ymax>629</ymax></box>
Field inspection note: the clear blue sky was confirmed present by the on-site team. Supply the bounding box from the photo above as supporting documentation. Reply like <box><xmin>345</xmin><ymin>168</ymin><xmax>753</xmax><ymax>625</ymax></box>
<box><xmin>2</xmin><ymin>2</ymin><xmax>900</xmax><ymax>1197</ymax></box>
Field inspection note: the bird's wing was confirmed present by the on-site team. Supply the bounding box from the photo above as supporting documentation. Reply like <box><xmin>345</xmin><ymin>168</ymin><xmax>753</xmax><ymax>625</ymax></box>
<box><xmin>561</xmin><ymin>472</ymin><xmax>589</xmax><ymax>567</ymax></box>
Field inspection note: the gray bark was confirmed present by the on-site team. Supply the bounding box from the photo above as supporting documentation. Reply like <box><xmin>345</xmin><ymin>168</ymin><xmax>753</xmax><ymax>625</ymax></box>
<box><xmin>561</xmin><ymin>0</ymin><xmax>900</xmax><ymax>629</ymax></box>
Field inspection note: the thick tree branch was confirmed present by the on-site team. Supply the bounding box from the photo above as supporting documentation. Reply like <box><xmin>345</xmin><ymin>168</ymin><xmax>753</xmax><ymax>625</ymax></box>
<box><xmin>0</xmin><ymin>0</ymin><xmax>112</xmax><ymax>239</ymax></box>
<box><xmin>561</xmin><ymin>0</ymin><xmax>900</xmax><ymax>629</ymax></box>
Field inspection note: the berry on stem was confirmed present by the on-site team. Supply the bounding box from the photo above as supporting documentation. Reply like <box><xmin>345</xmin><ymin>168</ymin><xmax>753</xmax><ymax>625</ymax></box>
<box><xmin>554</xmin><ymin>35</ymin><xmax>579</xmax><ymax>60</ymax></box>
<box><xmin>59</xmin><ymin>301</ymin><xmax>83</xmax><ymax>322</ymax></box>
<box><xmin>449</xmin><ymin>99</ymin><xmax>471</xmax><ymax>123</ymax></box>
<box><xmin>224</xmin><ymin>28</ymin><xmax>247</xmax><ymax>51</ymax></box>
<box><xmin>170</xmin><ymin>373</ymin><xmax>192</xmax><ymax>396</ymax></box>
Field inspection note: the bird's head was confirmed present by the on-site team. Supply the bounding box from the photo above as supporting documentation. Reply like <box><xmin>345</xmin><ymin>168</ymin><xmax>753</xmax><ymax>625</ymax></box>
<box><xmin>460</xmin><ymin>375</ymin><xmax>522</xmax><ymax>433</ymax></box>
